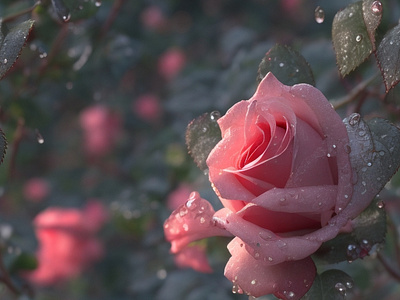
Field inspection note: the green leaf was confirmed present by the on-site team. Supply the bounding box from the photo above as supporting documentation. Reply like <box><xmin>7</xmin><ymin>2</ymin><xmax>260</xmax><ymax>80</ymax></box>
<box><xmin>256</xmin><ymin>44</ymin><xmax>315</xmax><ymax>86</ymax></box>
<box><xmin>362</xmin><ymin>0</ymin><xmax>383</xmax><ymax>48</ymax></box>
<box><xmin>0</xmin><ymin>19</ymin><xmax>34</xmax><ymax>79</ymax></box>
<box><xmin>0</xmin><ymin>128</ymin><xmax>6</xmax><ymax>166</ymax></box>
<box><xmin>376</xmin><ymin>24</ymin><xmax>400</xmax><ymax>92</ymax></box>
<box><xmin>9</xmin><ymin>252</ymin><xmax>38</xmax><ymax>274</ymax></box>
<box><xmin>332</xmin><ymin>1</ymin><xmax>378</xmax><ymax>76</ymax></box>
<box><xmin>313</xmin><ymin>198</ymin><xmax>386</xmax><ymax>264</ymax></box>
<box><xmin>302</xmin><ymin>270</ymin><xmax>354</xmax><ymax>300</ymax></box>
<box><xmin>186</xmin><ymin>112</ymin><xmax>222</xmax><ymax>171</ymax></box>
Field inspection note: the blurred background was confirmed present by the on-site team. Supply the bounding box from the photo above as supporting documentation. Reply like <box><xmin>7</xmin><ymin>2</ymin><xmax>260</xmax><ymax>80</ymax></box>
<box><xmin>1</xmin><ymin>0</ymin><xmax>400</xmax><ymax>299</ymax></box>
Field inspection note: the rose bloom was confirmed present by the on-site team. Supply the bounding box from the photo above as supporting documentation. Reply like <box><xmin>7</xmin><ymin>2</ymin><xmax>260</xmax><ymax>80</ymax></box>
<box><xmin>25</xmin><ymin>200</ymin><xmax>108</xmax><ymax>286</ymax></box>
<box><xmin>158</xmin><ymin>48</ymin><xmax>186</xmax><ymax>80</ymax></box>
<box><xmin>174</xmin><ymin>244</ymin><xmax>212</xmax><ymax>274</ymax></box>
<box><xmin>164</xmin><ymin>73</ymin><xmax>374</xmax><ymax>299</ymax></box>
<box><xmin>80</xmin><ymin>105</ymin><xmax>122</xmax><ymax>158</ymax></box>
<box><xmin>133</xmin><ymin>94</ymin><xmax>162</xmax><ymax>123</ymax></box>
<box><xmin>23</xmin><ymin>178</ymin><xmax>50</xmax><ymax>202</ymax></box>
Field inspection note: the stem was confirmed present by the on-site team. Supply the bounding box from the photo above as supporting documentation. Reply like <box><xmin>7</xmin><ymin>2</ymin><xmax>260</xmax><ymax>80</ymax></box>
<box><xmin>1</xmin><ymin>1</ymin><xmax>41</xmax><ymax>23</ymax></box>
<box><xmin>8</xmin><ymin>118</ymin><xmax>25</xmax><ymax>180</ymax></box>
<box><xmin>331</xmin><ymin>72</ymin><xmax>381</xmax><ymax>110</ymax></box>
<box><xmin>377</xmin><ymin>252</ymin><xmax>400</xmax><ymax>281</ymax></box>
<box><xmin>99</xmin><ymin>0</ymin><xmax>127</xmax><ymax>38</ymax></box>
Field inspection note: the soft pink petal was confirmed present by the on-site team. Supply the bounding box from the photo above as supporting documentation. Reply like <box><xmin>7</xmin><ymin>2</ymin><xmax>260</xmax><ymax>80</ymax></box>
<box><xmin>250</xmin><ymin>185</ymin><xmax>337</xmax><ymax>214</ymax></box>
<box><xmin>286</xmin><ymin>118</ymin><xmax>335</xmax><ymax>187</ymax></box>
<box><xmin>164</xmin><ymin>192</ymin><xmax>231</xmax><ymax>253</ymax></box>
<box><xmin>225</xmin><ymin>237</ymin><xmax>316</xmax><ymax>299</ymax></box>
<box><xmin>214</xmin><ymin>208</ymin><xmax>322</xmax><ymax>265</ymax></box>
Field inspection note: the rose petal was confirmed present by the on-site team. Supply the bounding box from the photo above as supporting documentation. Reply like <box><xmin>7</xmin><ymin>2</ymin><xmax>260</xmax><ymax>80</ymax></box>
<box><xmin>225</xmin><ymin>237</ymin><xmax>316</xmax><ymax>299</ymax></box>
<box><xmin>164</xmin><ymin>192</ymin><xmax>231</xmax><ymax>253</ymax></box>
<box><xmin>214</xmin><ymin>208</ymin><xmax>322</xmax><ymax>265</ymax></box>
<box><xmin>286</xmin><ymin>118</ymin><xmax>335</xmax><ymax>187</ymax></box>
<box><xmin>250</xmin><ymin>186</ymin><xmax>337</xmax><ymax>214</ymax></box>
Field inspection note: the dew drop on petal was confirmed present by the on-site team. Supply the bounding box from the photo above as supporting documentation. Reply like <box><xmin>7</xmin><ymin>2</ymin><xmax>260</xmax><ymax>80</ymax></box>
<box><xmin>314</xmin><ymin>6</ymin><xmax>325</xmax><ymax>23</ymax></box>
<box><xmin>251</xmin><ymin>279</ymin><xmax>257</xmax><ymax>285</ymax></box>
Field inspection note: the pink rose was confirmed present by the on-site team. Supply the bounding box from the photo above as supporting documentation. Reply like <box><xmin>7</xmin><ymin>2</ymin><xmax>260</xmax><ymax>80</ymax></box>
<box><xmin>164</xmin><ymin>73</ymin><xmax>370</xmax><ymax>299</ymax></box>
<box><xmin>25</xmin><ymin>201</ymin><xmax>108</xmax><ymax>286</ymax></box>
<box><xmin>158</xmin><ymin>48</ymin><xmax>186</xmax><ymax>80</ymax></box>
<box><xmin>23</xmin><ymin>178</ymin><xmax>50</xmax><ymax>202</ymax></box>
<box><xmin>174</xmin><ymin>244</ymin><xmax>212</xmax><ymax>273</ymax></box>
<box><xmin>80</xmin><ymin>105</ymin><xmax>122</xmax><ymax>158</ymax></box>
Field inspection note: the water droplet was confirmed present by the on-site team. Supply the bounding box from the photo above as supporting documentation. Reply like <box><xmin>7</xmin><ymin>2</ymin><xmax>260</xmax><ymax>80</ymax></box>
<box><xmin>371</xmin><ymin>1</ymin><xmax>383</xmax><ymax>14</ymax></box>
<box><xmin>267</xmin><ymin>256</ymin><xmax>273</xmax><ymax>262</ymax></box>
<box><xmin>279</xmin><ymin>62</ymin><xmax>284</xmax><ymax>67</ymax></box>
<box><xmin>356</xmin><ymin>34</ymin><xmax>363</xmax><ymax>42</ymax></box>
<box><xmin>277</xmin><ymin>240</ymin><xmax>287</xmax><ymax>249</ymax></box>
<box><xmin>179</xmin><ymin>206</ymin><xmax>188</xmax><ymax>216</ymax></box>
<box><xmin>62</xmin><ymin>13</ymin><xmax>71</xmax><ymax>22</ymax></box>
<box><xmin>182</xmin><ymin>223</ymin><xmax>189</xmax><ymax>231</ymax></box>
<box><xmin>95</xmin><ymin>0</ymin><xmax>102</xmax><ymax>7</ymax></box>
<box><xmin>349</xmin><ymin>12</ymin><xmax>353</xmax><ymax>18</ymax></box>
<box><xmin>377</xmin><ymin>200</ymin><xmax>385</xmax><ymax>208</ymax></box>
<box><xmin>327</xmin><ymin>153</ymin><xmax>331</xmax><ymax>158</ymax></box>
<box><xmin>3</xmin><ymin>59</ymin><xmax>7</xmax><ymax>64</ymax></box>
<box><xmin>284</xmin><ymin>291</ymin><xmax>295</xmax><ymax>298</ymax></box>
<box><xmin>251</xmin><ymin>279</ymin><xmax>257</xmax><ymax>285</ymax></box>
<box><xmin>210</xmin><ymin>111</ymin><xmax>221</xmax><ymax>121</ymax></box>
<box><xmin>314</xmin><ymin>6</ymin><xmax>325</xmax><ymax>23</ymax></box>
<box><xmin>202</xmin><ymin>126</ymin><xmax>208</xmax><ymax>133</ymax></box>
<box><xmin>349</xmin><ymin>113</ymin><xmax>360</xmax><ymax>126</ymax></box>
<box><xmin>367</xmin><ymin>162</ymin><xmax>372</xmax><ymax>167</ymax></box>
<box><xmin>259</xmin><ymin>231</ymin><xmax>272</xmax><ymax>240</ymax></box>
<box><xmin>35</xmin><ymin>129</ymin><xmax>44</xmax><ymax>144</ymax></box>
<box><xmin>335</xmin><ymin>283</ymin><xmax>347</xmax><ymax>295</ymax></box>
<box><xmin>346</xmin><ymin>281</ymin><xmax>354</xmax><ymax>289</ymax></box>
<box><xmin>200</xmin><ymin>217</ymin><xmax>205</xmax><ymax>224</ymax></box>
<box><xmin>254</xmin><ymin>252</ymin><xmax>260</xmax><ymax>259</ymax></box>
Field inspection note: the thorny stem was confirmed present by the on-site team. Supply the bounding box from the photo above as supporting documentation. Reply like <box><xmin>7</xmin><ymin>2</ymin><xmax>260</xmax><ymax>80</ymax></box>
<box><xmin>1</xmin><ymin>1</ymin><xmax>41</xmax><ymax>23</ymax></box>
<box><xmin>331</xmin><ymin>72</ymin><xmax>381</xmax><ymax>110</ymax></box>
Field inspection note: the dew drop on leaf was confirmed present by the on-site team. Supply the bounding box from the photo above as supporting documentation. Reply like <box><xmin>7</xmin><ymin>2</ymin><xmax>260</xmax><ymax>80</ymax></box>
<box><xmin>356</xmin><ymin>34</ymin><xmax>363</xmax><ymax>42</ymax></box>
<box><xmin>210</xmin><ymin>111</ymin><xmax>221</xmax><ymax>121</ymax></box>
<box><xmin>335</xmin><ymin>283</ymin><xmax>347</xmax><ymax>295</ymax></box>
<box><xmin>371</xmin><ymin>1</ymin><xmax>383</xmax><ymax>15</ymax></box>
<box><xmin>35</xmin><ymin>129</ymin><xmax>44</xmax><ymax>144</ymax></box>
<box><xmin>314</xmin><ymin>6</ymin><xmax>325</xmax><ymax>23</ymax></box>
<box><xmin>377</xmin><ymin>200</ymin><xmax>385</xmax><ymax>208</ymax></box>
<box><xmin>95</xmin><ymin>0</ymin><xmax>102</xmax><ymax>7</ymax></box>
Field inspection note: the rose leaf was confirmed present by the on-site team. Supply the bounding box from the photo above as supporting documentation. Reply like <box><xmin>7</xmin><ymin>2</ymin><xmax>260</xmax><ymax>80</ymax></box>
<box><xmin>362</xmin><ymin>0</ymin><xmax>383</xmax><ymax>48</ymax></box>
<box><xmin>332</xmin><ymin>1</ymin><xmax>375</xmax><ymax>77</ymax></box>
<box><xmin>0</xmin><ymin>19</ymin><xmax>34</xmax><ymax>80</ymax></box>
<box><xmin>376</xmin><ymin>24</ymin><xmax>400</xmax><ymax>92</ymax></box>
<box><xmin>186</xmin><ymin>112</ymin><xmax>222</xmax><ymax>171</ymax></box>
<box><xmin>0</xmin><ymin>128</ymin><xmax>6</xmax><ymax>166</ymax></box>
<box><xmin>256</xmin><ymin>44</ymin><xmax>315</xmax><ymax>86</ymax></box>
<box><xmin>312</xmin><ymin>198</ymin><xmax>386</xmax><ymax>264</ymax></box>
<box><xmin>9</xmin><ymin>252</ymin><xmax>38</xmax><ymax>274</ymax></box>
<box><xmin>302</xmin><ymin>269</ymin><xmax>354</xmax><ymax>300</ymax></box>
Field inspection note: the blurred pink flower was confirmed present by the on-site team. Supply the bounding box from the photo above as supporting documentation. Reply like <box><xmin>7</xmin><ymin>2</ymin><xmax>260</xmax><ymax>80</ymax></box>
<box><xmin>140</xmin><ymin>5</ymin><xmax>166</xmax><ymax>30</ymax></box>
<box><xmin>167</xmin><ymin>184</ymin><xmax>193</xmax><ymax>211</ymax></box>
<box><xmin>80</xmin><ymin>105</ymin><xmax>122</xmax><ymax>157</ymax></box>
<box><xmin>158</xmin><ymin>48</ymin><xmax>186</xmax><ymax>80</ymax></box>
<box><xmin>174</xmin><ymin>244</ymin><xmax>212</xmax><ymax>273</ymax></box>
<box><xmin>23</xmin><ymin>178</ymin><xmax>50</xmax><ymax>202</ymax></box>
<box><xmin>25</xmin><ymin>201</ymin><xmax>108</xmax><ymax>286</ymax></box>
<box><xmin>133</xmin><ymin>94</ymin><xmax>162</xmax><ymax>123</ymax></box>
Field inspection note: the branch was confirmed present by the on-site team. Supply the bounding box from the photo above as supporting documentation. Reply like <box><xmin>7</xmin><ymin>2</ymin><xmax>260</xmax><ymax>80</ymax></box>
<box><xmin>331</xmin><ymin>72</ymin><xmax>381</xmax><ymax>110</ymax></box>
